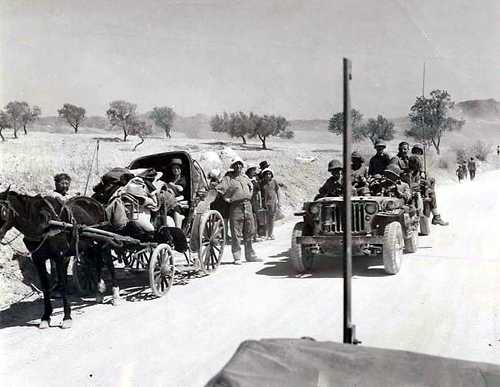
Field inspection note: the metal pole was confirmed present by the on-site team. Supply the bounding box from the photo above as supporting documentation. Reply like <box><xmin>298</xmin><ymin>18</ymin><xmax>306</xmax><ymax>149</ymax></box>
<box><xmin>342</xmin><ymin>58</ymin><xmax>358</xmax><ymax>344</ymax></box>
<box><xmin>422</xmin><ymin>62</ymin><xmax>427</xmax><ymax>173</ymax></box>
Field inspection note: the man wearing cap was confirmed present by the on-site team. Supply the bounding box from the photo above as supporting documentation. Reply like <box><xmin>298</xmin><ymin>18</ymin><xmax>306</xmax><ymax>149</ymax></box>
<box><xmin>411</xmin><ymin>144</ymin><xmax>449</xmax><ymax>226</ymax></box>
<box><xmin>351</xmin><ymin>151</ymin><xmax>369</xmax><ymax>195</ymax></box>
<box><xmin>216</xmin><ymin>157</ymin><xmax>260</xmax><ymax>264</ymax></box>
<box><xmin>390</xmin><ymin>142</ymin><xmax>410</xmax><ymax>172</ymax></box>
<box><xmin>315</xmin><ymin>159</ymin><xmax>344</xmax><ymax>200</ymax></box>
<box><xmin>368</xmin><ymin>140</ymin><xmax>391</xmax><ymax>176</ymax></box>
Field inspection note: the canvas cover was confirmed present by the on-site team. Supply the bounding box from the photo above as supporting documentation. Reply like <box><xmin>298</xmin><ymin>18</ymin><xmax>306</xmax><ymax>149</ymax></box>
<box><xmin>206</xmin><ymin>339</ymin><xmax>500</xmax><ymax>387</ymax></box>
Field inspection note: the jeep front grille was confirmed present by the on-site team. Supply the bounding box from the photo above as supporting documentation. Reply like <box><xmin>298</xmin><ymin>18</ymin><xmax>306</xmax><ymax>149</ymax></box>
<box><xmin>320</xmin><ymin>203</ymin><xmax>366</xmax><ymax>234</ymax></box>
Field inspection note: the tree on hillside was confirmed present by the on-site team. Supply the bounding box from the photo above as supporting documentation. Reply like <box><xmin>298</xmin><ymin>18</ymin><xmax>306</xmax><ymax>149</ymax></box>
<box><xmin>248</xmin><ymin>114</ymin><xmax>293</xmax><ymax>149</ymax></box>
<box><xmin>106</xmin><ymin>100</ymin><xmax>137</xmax><ymax>141</ymax></box>
<box><xmin>0</xmin><ymin>110</ymin><xmax>11</xmax><ymax>141</ymax></box>
<box><xmin>4</xmin><ymin>101</ymin><xmax>29</xmax><ymax>138</ymax></box>
<box><xmin>149</xmin><ymin>106</ymin><xmax>175</xmax><ymax>138</ymax></box>
<box><xmin>210</xmin><ymin>112</ymin><xmax>249</xmax><ymax>144</ymax></box>
<box><xmin>58</xmin><ymin>103</ymin><xmax>86</xmax><ymax>133</ymax></box>
<box><xmin>407</xmin><ymin>90</ymin><xmax>465</xmax><ymax>154</ymax></box>
<box><xmin>129</xmin><ymin>118</ymin><xmax>153</xmax><ymax>151</ymax></box>
<box><xmin>360</xmin><ymin>115</ymin><xmax>395</xmax><ymax>145</ymax></box>
<box><xmin>19</xmin><ymin>104</ymin><xmax>41</xmax><ymax>135</ymax></box>
<box><xmin>328</xmin><ymin>109</ymin><xmax>364</xmax><ymax>141</ymax></box>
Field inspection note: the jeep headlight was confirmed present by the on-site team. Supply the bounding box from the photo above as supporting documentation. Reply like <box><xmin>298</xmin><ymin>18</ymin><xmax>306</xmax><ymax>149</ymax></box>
<box><xmin>309</xmin><ymin>204</ymin><xmax>320</xmax><ymax>215</ymax></box>
<box><xmin>365</xmin><ymin>202</ymin><xmax>378</xmax><ymax>215</ymax></box>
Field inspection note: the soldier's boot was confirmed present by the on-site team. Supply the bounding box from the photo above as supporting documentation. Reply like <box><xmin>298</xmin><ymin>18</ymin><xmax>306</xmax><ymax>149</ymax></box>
<box><xmin>432</xmin><ymin>214</ymin><xmax>449</xmax><ymax>226</ymax></box>
<box><xmin>244</xmin><ymin>241</ymin><xmax>262</xmax><ymax>262</ymax></box>
<box><xmin>233</xmin><ymin>250</ymin><xmax>242</xmax><ymax>265</ymax></box>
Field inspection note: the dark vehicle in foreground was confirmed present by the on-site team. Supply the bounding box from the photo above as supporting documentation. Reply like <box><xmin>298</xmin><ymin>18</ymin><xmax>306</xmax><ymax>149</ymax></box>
<box><xmin>291</xmin><ymin>193</ymin><xmax>419</xmax><ymax>275</ymax></box>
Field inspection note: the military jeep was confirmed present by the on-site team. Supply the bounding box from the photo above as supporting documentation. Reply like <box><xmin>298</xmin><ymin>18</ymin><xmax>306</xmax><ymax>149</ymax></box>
<box><xmin>290</xmin><ymin>195</ymin><xmax>419</xmax><ymax>275</ymax></box>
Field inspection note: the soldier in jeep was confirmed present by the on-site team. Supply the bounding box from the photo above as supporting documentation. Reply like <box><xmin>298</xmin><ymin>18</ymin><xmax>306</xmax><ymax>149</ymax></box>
<box><xmin>351</xmin><ymin>151</ymin><xmax>369</xmax><ymax>195</ymax></box>
<box><xmin>370</xmin><ymin>164</ymin><xmax>412</xmax><ymax>203</ymax></box>
<box><xmin>315</xmin><ymin>159</ymin><xmax>344</xmax><ymax>200</ymax></box>
<box><xmin>368</xmin><ymin>139</ymin><xmax>392</xmax><ymax>176</ymax></box>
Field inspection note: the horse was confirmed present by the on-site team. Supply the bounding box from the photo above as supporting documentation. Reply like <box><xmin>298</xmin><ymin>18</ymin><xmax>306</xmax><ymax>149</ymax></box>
<box><xmin>0</xmin><ymin>189</ymin><xmax>119</xmax><ymax>329</ymax></box>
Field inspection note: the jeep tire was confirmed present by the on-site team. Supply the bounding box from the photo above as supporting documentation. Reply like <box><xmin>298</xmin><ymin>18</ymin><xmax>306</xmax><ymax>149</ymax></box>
<box><xmin>290</xmin><ymin>222</ymin><xmax>314</xmax><ymax>273</ymax></box>
<box><xmin>382</xmin><ymin>222</ymin><xmax>404</xmax><ymax>275</ymax></box>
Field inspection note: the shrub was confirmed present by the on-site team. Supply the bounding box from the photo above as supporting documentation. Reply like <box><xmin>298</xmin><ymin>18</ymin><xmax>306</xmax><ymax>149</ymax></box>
<box><xmin>469</xmin><ymin>140</ymin><xmax>491</xmax><ymax>161</ymax></box>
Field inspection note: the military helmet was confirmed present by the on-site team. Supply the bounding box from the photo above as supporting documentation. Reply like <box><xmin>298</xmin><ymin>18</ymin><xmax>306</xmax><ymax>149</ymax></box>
<box><xmin>374</xmin><ymin>139</ymin><xmax>386</xmax><ymax>148</ymax></box>
<box><xmin>383</xmin><ymin>164</ymin><xmax>402</xmax><ymax>179</ymax></box>
<box><xmin>351</xmin><ymin>151</ymin><xmax>364</xmax><ymax>162</ymax></box>
<box><xmin>411</xmin><ymin>143</ymin><xmax>424</xmax><ymax>155</ymax></box>
<box><xmin>328</xmin><ymin>159</ymin><xmax>342</xmax><ymax>171</ymax></box>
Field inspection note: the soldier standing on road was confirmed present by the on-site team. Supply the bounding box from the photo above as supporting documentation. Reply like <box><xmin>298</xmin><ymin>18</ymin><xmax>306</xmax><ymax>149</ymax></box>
<box><xmin>216</xmin><ymin>157</ymin><xmax>260</xmax><ymax>264</ymax></box>
<box><xmin>411</xmin><ymin>144</ymin><xmax>449</xmax><ymax>226</ymax></box>
<box><xmin>467</xmin><ymin>157</ymin><xmax>477</xmax><ymax>180</ymax></box>
<box><xmin>368</xmin><ymin>140</ymin><xmax>391</xmax><ymax>176</ymax></box>
<box><xmin>456</xmin><ymin>164</ymin><xmax>465</xmax><ymax>182</ymax></box>
<box><xmin>497</xmin><ymin>145</ymin><xmax>500</xmax><ymax>156</ymax></box>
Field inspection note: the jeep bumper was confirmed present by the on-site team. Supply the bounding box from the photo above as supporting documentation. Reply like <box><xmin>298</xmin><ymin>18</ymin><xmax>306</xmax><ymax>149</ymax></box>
<box><xmin>296</xmin><ymin>235</ymin><xmax>384</xmax><ymax>251</ymax></box>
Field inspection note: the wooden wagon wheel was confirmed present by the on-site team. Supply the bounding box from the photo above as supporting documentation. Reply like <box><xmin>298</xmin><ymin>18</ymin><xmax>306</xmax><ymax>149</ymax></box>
<box><xmin>149</xmin><ymin>244</ymin><xmax>175</xmax><ymax>297</ymax></box>
<box><xmin>127</xmin><ymin>247</ymin><xmax>151</xmax><ymax>271</ymax></box>
<box><xmin>198</xmin><ymin>210</ymin><xmax>225</xmax><ymax>274</ymax></box>
<box><xmin>72</xmin><ymin>252</ymin><xmax>98</xmax><ymax>296</ymax></box>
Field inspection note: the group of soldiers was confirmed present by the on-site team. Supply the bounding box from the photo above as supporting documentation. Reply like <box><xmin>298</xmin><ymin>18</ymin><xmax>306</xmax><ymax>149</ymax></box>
<box><xmin>456</xmin><ymin>157</ymin><xmax>477</xmax><ymax>182</ymax></box>
<box><xmin>210</xmin><ymin>159</ymin><xmax>280</xmax><ymax>265</ymax></box>
<box><xmin>317</xmin><ymin>140</ymin><xmax>449</xmax><ymax>226</ymax></box>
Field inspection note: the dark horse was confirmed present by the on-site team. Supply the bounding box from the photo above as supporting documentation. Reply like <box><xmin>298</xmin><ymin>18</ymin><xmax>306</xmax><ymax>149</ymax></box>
<box><xmin>0</xmin><ymin>189</ymin><xmax>118</xmax><ymax>329</ymax></box>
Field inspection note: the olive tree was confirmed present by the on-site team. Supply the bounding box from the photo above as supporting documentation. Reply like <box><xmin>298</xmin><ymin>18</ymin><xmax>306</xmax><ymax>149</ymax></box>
<box><xmin>58</xmin><ymin>103</ymin><xmax>86</xmax><ymax>133</ymax></box>
<box><xmin>106</xmin><ymin>100</ymin><xmax>137</xmax><ymax>141</ymax></box>
<box><xmin>149</xmin><ymin>106</ymin><xmax>175</xmax><ymax>138</ymax></box>
<box><xmin>406</xmin><ymin>90</ymin><xmax>465</xmax><ymax>154</ymax></box>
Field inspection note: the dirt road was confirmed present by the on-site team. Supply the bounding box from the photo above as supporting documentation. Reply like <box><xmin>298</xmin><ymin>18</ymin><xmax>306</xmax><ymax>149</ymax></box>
<box><xmin>1</xmin><ymin>171</ymin><xmax>499</xmax><ymax>387</ymax></box>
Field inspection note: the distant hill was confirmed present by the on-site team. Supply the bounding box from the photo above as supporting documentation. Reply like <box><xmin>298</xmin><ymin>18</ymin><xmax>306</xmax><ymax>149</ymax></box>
<box><xmin>456</xmin><ymin>99</ymin><xmax>500</xmax><ymax>120</ymax></box>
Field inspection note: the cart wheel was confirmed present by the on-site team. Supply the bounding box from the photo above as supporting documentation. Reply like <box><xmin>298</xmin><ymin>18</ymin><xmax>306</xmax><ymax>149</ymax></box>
<box><xmin>128</xmin><ymin>248</ymin><xmax>150</xmax><ymax>271</ymax></box>
<box><xmin>149</xmin><ymin>244</ymin><xmax>175</xmax><ymax>297</ymax></box>
<box><xmin>72</xmin><ymin>252</ymin><xmax>98</xmax><ymax>296</ymax></box>
<box><xmin>198</xmin><ymin>210</ymin><xmax>225</xmax><ymax>274</ymax></box>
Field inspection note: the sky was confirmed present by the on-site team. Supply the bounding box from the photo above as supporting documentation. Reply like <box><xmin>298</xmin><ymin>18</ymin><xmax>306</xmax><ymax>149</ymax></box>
<box><xmin>1</xmin><ymin>0</ymin><xmax>499</xmax><ymax>120</ymax></box>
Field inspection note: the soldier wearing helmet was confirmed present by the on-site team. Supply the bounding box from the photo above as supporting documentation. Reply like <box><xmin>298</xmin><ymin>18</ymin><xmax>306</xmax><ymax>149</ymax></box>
<box><xmin>216</xmin><ymin>157</ymin><xmax>260</xmax><ymax>264</ymax></box>
<box><xmin>381</xmin><ymin>165</ymin><xmax>411</xmax><ymax>202</ymax></box>
<box><xmin>315</xmin><ymin>159</ymin><xmax>344</xmax><ymax>200</ymax></box>
<box><xmin>351</xmin><ymin>151</ymin><xmax>369</xmax><ymax>195</ymax></box>
<box><xmin>368</xmin><ymin>139</ymin><xmax>391</xmax><ymax>176</ymax></box>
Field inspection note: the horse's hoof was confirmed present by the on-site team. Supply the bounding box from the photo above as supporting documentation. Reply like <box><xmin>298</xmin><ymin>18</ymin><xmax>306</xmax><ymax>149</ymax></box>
<box><xmin>39</xmin><ymin>320</ymin><xmax>50</xmax><ymax>329</ymax></box>
<box><xmin>61</xmin><ymin>319</ymin><xmax>72</xmax><ymax>329</ymax></box>
<box><xmin>96</xmin><ymin>293</ymin><xmax>105</xmax><ymax>304</ymax></box>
